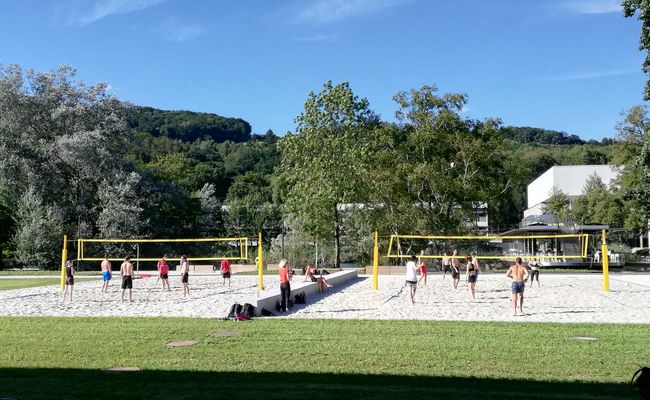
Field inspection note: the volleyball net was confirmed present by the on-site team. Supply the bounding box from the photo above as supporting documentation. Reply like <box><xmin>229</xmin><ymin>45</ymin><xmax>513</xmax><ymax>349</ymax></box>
<box><xmin>61</xmin><ymin>233</ymin><xmax>266</xmax><ymax>291</ymax></box>
<box><xmin>75</xmin><ymin>236</ymin><xmax>251</xmax><ymax>262</ymax></box>
<box><xmin>383</xmin><ymin>233</ymin><xmax>590</xmax><ymax>260</ymax></box>
<box><xmin>371</xmin><ymin>231</ymin><xmax>597</xmax><ymax>290</ymax></box>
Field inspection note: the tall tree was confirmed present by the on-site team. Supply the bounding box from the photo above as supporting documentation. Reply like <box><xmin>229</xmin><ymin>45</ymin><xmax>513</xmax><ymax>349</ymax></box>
<box><xmin>624</xmin><ymin>1</ymin><xmax>650</xmax><ymax>100</ymax></box>
<box><xmin>386</xmin><ymin>85</ymin><xmax>507</xmax><ymax>234</ymax></box>
<box><xmin>279</xmin><ymin>81</ymin><xmax>378</xmax><ymax>267</ymax></box>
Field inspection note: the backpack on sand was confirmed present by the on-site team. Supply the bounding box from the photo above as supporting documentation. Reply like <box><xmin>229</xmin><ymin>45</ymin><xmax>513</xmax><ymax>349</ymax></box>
<box><xmin>227</xmin><ymin>303</ymin><xmax>243</xmax><ymax>319</ymax></box>
<box><xmin>241</xmin><ymin>303</ymin><xmax>255</xmax><ymax>318</ymax></box>
<box><xmin>294</xmin><ymin>291</ymin><xmax>306</xmax><ymax>304</ymax></box>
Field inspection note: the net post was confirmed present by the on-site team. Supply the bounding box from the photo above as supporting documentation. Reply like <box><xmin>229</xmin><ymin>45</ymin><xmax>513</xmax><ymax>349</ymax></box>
<box><xmin>257</xmin><ymin>232</ymin><xmax>264</xmax><ymax>291</ymax></box>
<box><xmin>602</xmin><ymin>229</ymin><xmax>609</xmax><ymax>292</ymax></box>
<box><xmin>372</xmin><ymin>231</ymin><xmax>379</xmax><ymax>290</ymax></box>
<box><xmin>60</xmin><ymin>235</ymin><xmax>67</xmax><ymax>291</ymax></box>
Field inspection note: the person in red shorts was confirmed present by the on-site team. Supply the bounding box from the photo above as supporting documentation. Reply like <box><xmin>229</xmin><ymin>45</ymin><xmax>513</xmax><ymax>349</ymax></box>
<box><xmin>220</xmin><ymin>258</ymin><xmax>232</xmax><ymax>287</ymax></box>
<box><xmin>417</xmin><ymin>251</ymin><xmax>427</xmax><ymax>286</ymax></box>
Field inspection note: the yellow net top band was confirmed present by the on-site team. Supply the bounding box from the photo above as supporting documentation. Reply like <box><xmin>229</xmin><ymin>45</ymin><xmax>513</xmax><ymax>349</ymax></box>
<box><xmin>388</xmin><ymin>234</ymin><xmax>586</xmax><ymax>240</ymax></box>
<box><xmin>80</xmin><ymin>237</ymin><xmax>249</xmax><ymax>243</ymax></box>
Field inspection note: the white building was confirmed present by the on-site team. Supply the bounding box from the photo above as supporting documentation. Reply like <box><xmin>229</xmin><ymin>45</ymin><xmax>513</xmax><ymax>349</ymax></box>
<box><xmin>523</xmin><ymin>165</ymin><xmax>619</xmax><ymax>225</ymax></box>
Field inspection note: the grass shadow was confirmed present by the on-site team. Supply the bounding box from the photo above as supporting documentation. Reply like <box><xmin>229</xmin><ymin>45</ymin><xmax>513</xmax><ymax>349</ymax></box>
<box><xmin>0</xmin><ymin>367</ymin><xmax>639</xmax><ymax>400</ymax></box>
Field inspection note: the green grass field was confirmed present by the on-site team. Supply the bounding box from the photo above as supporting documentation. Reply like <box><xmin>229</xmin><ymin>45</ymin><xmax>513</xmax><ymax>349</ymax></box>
<box><xmin>0</xmin><ymin>278</ymin><xmax>95</xmax><ymax>291</ymax></box>
<box><xmin>0</xmin><ymin>317</ymin><xmax>647</xmax><ymax>399</ymax></box>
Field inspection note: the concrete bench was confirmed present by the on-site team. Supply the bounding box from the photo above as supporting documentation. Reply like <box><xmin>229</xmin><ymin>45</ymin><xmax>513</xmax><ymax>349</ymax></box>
<box><xmin>250</xmin><ymin>269</ymin><xmax>358</xmax><ymax>316</ymax></box>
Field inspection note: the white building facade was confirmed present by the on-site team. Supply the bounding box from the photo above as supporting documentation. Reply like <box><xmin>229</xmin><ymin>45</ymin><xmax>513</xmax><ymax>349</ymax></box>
<box><xmin>523</xmin><ymin>165</ymin><xmax>619</xmax><ymax>224</ymax></box>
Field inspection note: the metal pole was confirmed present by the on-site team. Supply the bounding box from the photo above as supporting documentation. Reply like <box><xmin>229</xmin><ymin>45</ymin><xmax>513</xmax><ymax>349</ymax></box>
<box><xmin>372</xmin><ymin>231</ymin><xmax>379</xmax><ymax>290</ymax></box>
<box><xmin>60</xmin><ymin>235</ymin><xmax>67</xmax><ymax>291</ymax></box>
<box><xmin>257</xmin><ymin>232</ymin><xmax>264</xmax><ymax>292</ymax></box>
<box><xmin>602</xmin><ymin>229</ymin><xmax>609</xmax><ymax>292</ymax></box>
<box><xmin>315</xmin><ymin>240</ymin><xmax>319</xmax><ymax>273</ymax></box>
<box><xmin>133</xmin><ymin>244</ymin><xmax>140</xmax><ymax>273</ymax></box>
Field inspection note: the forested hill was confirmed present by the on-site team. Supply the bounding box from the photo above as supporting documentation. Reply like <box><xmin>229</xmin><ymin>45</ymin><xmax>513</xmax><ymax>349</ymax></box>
<box><xmin>127</xmin><ymin>106</ymin><xmax>252</xmax><ymax>143</ymax></box>
<box><xmin>503</xmin><ymin>126</ymin><xmax>592</xmax><ymax>145</ymax></box>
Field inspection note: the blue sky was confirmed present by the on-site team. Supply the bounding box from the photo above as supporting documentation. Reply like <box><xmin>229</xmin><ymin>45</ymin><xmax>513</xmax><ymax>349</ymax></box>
<box><xmin>0</xmin><ymin>0</ymin><xmax>646</xmax><ymax>140</ymax></box>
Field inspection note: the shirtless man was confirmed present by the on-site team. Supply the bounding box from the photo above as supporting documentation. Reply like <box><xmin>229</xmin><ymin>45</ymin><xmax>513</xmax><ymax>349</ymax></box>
<box><xmin>100</xmin><ymin>255</ymin><xmax>112</xmax><ymax>293</ymax></box>
<box><xmin>120</xmin><ymin>256</ymin><xmax>134</xmax><ymax>302</ymax></box>
<box><xmin>506</xmin><ymin>257</ymin><xmax>529</xmax><ymax>316</ymax></box>
<box><xmin>441</xmin><ymin>251</ymin><xmax>451</xmax><ymax>280</ymax></box>
<box><xmin>450</xmin><ymin>250</ymin><xmax>461</xmax><ymax>289</ymax></box>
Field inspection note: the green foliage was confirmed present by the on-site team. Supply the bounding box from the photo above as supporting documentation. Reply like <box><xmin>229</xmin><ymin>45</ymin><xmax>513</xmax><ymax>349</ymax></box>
<box><xmin>503</xmin><ymin>126</ymin><xmax>585</xmax><ymax>145</ymax></box>
<box><xmin>224</xmin><ymin>172</ymin><xmax>280</xmax><ymax>239</ymax></box>
<box><xmin>373</xmin><ymin>85</ymin><xmax>507</xmax><ymax>235</ymax></box>
<box><xmin>572</xmin><ymin>174</ymin><xmax>625</xmax><ymax>227</ymax></box>
<box><xmin>279</xmin><ymin>81</ymin><xmax>378</xmax><ymax>266</ymax></box>
<box><xmin>12</xmin><ymin>189</ymin><xmax>63</xmax><ymax>269</ymax></box>
<box><xmin>623</xmin><ymin>0</ymin><xmax>650</xmax><ymax>100</ymax></box>
<box><xmin>545</xmin><ymin>186</ymin><xmax>571</xmax><ymax>225</ymax></box>
<box><xmin>127</xmin><ymin>106</ymin><xmax>251</xmax><ymax>143</ymax></box>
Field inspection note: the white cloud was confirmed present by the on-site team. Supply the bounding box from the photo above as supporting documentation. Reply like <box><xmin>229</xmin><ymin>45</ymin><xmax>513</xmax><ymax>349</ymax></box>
<box><xmin>540</xmin><ymin>68</ymin><xmax>638</xmax><ymax>81</ymax></box>
<box><xmin>294</xmin><ymin>0</ymin><xmax>409</xmax><ymax>24</ymax></box>
<box><xmin>69</xmin><ymin>0</ymin><xmax>165</xmax><ymax>26</ymax></box>
<box><xmin>562</xmin><ymin>0</ymin><xmax>622</xmax><ymax>14</ymax></box>
<box><xmin>155</xmin><ymin>18</ymin><xmax>207</xmax><ymax>42</ymax></box>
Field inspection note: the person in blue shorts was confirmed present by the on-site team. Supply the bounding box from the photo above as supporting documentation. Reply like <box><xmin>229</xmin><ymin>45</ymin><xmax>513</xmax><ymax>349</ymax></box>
<box><xmin>506</xmin><ymin>257</ymin><xmax>529</xmax><ymax>316</ymax></box>
<box><xmin>101</xmin><ymin>254</ymin><xmax>112</xmax><ymax>293</ymax></box>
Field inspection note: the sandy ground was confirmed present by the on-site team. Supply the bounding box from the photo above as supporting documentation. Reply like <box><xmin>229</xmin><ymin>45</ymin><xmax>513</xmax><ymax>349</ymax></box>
<box><xmin>0</xmin><ymin>272</ymin><xmax>648</xmax><ymax>323</ymax></box>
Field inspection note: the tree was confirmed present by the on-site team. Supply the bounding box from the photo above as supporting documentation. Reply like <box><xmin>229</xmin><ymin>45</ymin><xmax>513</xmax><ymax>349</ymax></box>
<box><xmin>572</xmin><ymin>174</ymin><xmax>625</xmax><ymax>227</ymax></box>
<box><xmin>382</xmin><ymin>85</ymin><xmax>507</xmax><ymax>234</ymax></box>
<box><xmin>0</xmin><ymin>64</ymin><xmax>131</xmax><ymax>267</ymax></box>
<box><xmin>279</xmin><ymin>81</ymin><xmax>378</xmax><ymax>267</ymax></box>
<box><xmin>97</xmin><ymin>172</ymin><xmax>147</xmax><ymax>240</ymax></box>
<box><xmin>612</xmin><ymin>105</ymin><xmax>650</xmax><ymax>230</ymax></box>
<box><xmin>12</xmin><ymin>188</ymin><xmax>64</xmax><ymax>269</ymax></box>
<box><xmin>223</xmin><ymin>172</ymin><xmax>280</xmax><ymax>239</ymax></box>
<box><xmin>623</xmin><ymin>1</ymin><xmax>650</xmax><ymax>100</ymax></box>
<box><xmin>545</xmin><ymin>187</ymin><xmax>571</xmax><ymax>226</ymax></box>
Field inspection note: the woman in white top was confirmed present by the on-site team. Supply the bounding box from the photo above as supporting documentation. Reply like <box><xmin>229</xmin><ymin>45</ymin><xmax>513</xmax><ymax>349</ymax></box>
<box><xmin>405</xmin><ymin>254</ymin><xmax>418</xmax><ymax>304</ymax></box>
<box><xmin>179</xmin><ymin>255</ymin><xmax>190</xmax><ymax>297</ymax></box>
<box><xmin>528</xmin><ymin>258</ymin><xmax>540</xmax><ymax>288</ymax></box>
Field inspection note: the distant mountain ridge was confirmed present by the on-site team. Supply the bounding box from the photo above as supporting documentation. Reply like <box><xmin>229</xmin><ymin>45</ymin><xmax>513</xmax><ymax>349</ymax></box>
<box><xmin>127</xmin><ymin>106</ymin><xmax>252</xmax><ymax>143</ymax></box>
<box><xmin>503</xmin><ymin>126</ymin><xmax>588</xmax><ymax>145</ymax></box>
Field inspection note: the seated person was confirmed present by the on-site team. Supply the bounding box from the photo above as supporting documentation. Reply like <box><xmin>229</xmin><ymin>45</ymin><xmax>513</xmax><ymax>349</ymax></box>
<box><xmin>304</xmin><ymin>263</ymin><xmax>332</xmax><ymax>292</ymax></box>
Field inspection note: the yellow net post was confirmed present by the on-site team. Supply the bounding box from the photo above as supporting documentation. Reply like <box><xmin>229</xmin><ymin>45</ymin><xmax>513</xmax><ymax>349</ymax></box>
<box><xmin>257</xmin><ymin>232</ymin><xmax>264</xmax><ymax>291</ymax></box>
<box><xmin>602</xmin><ymin>229</ymin><xmax>609</xmax><ymax>292</ymax></box>
<box><xmin>372</xmin><ymin>231</ymin><xmax>379</xmax><ymax>290</ymax></box>
<box><xmin>60</xmin><ymin>235</ymin><xmax>67</xmax><ymax>291</ymax></box>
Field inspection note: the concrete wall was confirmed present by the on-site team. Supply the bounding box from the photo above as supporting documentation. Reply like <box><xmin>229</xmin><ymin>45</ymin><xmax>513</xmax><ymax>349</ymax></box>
<box><xmin>250</xmin><ymin>269</ymin><xmax>358</xmax><ymax>316</ymax></box>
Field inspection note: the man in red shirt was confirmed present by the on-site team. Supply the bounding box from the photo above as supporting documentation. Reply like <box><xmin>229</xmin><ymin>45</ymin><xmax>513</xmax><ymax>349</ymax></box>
<box><xmin>220</xmin><ymin>258</ymin><xmax>232</xmax><ymax>286</ymax></box>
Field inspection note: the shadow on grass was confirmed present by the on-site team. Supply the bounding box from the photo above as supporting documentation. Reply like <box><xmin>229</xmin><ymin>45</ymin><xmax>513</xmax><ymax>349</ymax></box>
<box><xmin>0</xmin><ymin>368</ymin><xmax>638</xmax><ymax>400</ymax></box>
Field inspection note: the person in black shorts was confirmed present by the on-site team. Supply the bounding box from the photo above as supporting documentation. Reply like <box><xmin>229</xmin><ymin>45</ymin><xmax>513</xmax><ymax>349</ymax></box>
<box><xmin>120</xmin><ymin>256</ymin><xmax>134</xmax><ymax>302</ymax></box>
<box><xmin>466</xmin><ymin>255</ymin><xmax>480</xmax><ymax>299</ymax></box>
<box><xmin>528</xmin><ymin>258</ymin><xmax>540</xmax><ymax>288</ymax></box>
<box><xmin>62</xmin><ymin>260</ymin><xmax>75</xmax><ymax>302</ymax></box>
<box><xmin>451</xmin><ymin>250</ymin><xmax>461</xmax><ymax>289</ymax></box>
<box><xmin>179</xmin><ymin>255</ymin><xmax>190</xmax><ymax>297</ymax></box>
